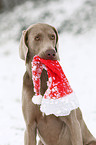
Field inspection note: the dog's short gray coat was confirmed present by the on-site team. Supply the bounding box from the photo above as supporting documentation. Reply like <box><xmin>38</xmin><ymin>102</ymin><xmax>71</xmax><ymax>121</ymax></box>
<box><xmin>19</xmin><ymin>23</ymin><xmax>96</xmax><ymax>145</ymax></box>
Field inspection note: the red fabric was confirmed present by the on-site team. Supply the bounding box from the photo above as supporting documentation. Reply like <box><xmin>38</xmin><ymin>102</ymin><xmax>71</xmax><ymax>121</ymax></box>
<box><xmin>32</xmin><ymin>55</ymin><xmax>73</xmax><ymax>99</ymax></box>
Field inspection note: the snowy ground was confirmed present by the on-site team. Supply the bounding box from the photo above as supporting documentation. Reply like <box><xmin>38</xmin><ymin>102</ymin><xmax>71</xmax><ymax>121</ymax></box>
<box><xmin>0</xmin><ymin>0</ymin><xmax>96</xmax><ymax>145</ymax></box>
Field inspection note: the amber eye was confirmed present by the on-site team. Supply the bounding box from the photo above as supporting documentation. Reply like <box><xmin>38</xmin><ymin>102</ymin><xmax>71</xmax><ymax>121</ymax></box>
<box><xmin>34</xmin><ymin>35</ymin><xmax>40</xmax><ymax>41</ymax></box>
<box><xmin>50</xmin><ymin>34</ymin><xmax>55</xmax><ymax>40</ymax></box>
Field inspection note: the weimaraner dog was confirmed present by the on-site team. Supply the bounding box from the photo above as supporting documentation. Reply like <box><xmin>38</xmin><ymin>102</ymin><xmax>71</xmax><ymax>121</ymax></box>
<box><xmin>19</xmin><ymin>23</ymin><xmax>96</xmax><ymax>145</ymax></box>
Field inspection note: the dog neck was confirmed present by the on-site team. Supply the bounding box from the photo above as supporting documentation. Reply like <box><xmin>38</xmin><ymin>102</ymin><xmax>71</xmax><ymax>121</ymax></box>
<box><xmin>26</xmin><ymin>61</ymin><xmax>32</xmax><ymax>79</ymax></box>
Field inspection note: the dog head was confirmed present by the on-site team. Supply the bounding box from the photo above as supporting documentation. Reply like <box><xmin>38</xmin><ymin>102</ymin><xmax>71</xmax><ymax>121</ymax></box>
<box><xmin>19</xmin><ymin>23</ymin><xmax>60</xmax><ymax>63</ymax></box>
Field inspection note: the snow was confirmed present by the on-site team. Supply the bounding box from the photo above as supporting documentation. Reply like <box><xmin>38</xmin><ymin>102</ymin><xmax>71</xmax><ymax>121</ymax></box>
<box><xmin>0</xmin><ymin>40</ymin><xmax>25</xmax><ymax>145</ymax></box>
<box><xmin>0</xmin><ymin>0</ymin><xmax>96</xmax><ymax>144</ymax></box>
<box><xmin>59</xmin><ymin>30</ymin><xmax>96</xmax><ymax>136</ymax></box>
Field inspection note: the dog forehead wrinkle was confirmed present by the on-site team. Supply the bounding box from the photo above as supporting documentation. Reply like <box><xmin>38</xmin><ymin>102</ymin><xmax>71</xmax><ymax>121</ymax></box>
<box><xmin>28</xmin><ymin>29</ymin><xmax>43</xmax><ymax>37</ymax></box>
<box><xmin>28</xmin><ymin>25</ymin><xmax>55</xmax><ymax>36</ymax></box>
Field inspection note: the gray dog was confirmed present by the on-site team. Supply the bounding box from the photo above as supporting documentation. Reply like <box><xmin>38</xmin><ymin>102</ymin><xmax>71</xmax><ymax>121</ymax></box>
<box><xmin>19</xmin><ymin>23</ymin><xmax>96</xmax><ymax>145</ymax></box>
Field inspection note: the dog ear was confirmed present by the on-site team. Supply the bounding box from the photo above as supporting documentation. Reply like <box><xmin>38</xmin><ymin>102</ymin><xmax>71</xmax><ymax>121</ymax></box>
<box><xmin>19</xmin><ymin>30</ymin><xmax>28</xmax><ymax>62</ymax></box>
<box><xmin>52</xmin><ymin>26</ymin><xmax>60</xmax><ymax>60</ymax></box>
<box><xmin>52</xmin><ymin>26</ymin><xmax>59</xmax><ymax>52</ymax></box>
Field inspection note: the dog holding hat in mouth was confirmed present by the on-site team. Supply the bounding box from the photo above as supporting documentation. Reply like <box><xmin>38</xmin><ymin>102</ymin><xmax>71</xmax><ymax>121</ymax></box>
<box><xmin>19</xmin><ymin>23</ymin><xmax>96</xmax><ymax>145</ymax></box>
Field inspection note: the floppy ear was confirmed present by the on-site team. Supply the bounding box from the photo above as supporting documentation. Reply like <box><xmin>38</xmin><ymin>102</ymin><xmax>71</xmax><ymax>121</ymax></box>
<box><xmin>19</xmin><ymin>30</ymin><xmax>28</xmax><ymax>62</ymax></box>
<box><xmin>52</xmin><ymin>26</ymin><xmax>60</xmax><ymax>60</ymax></box>
<box><xmin>53</xmin><ymin>27</ymin><xmax>58</xmax><ymax>44</ymax></box>
<box><xmin>52</xmin><ymin>26</ymin><xmax>59</xmax><ymax>51</ymax></box>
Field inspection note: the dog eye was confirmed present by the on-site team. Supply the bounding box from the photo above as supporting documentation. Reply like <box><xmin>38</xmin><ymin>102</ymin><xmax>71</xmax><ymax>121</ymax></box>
<box><xmin>34</xmin><ymin>35</ymin><xmax>40</xmax><ymax>41</ymax></box>
<box><xmin>50</xmin><ymin>34</ymin><xmax>55</xmax><ymax>40</ymax></box>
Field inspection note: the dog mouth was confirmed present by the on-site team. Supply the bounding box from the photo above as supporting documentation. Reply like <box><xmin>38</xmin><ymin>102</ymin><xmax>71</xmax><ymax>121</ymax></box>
<box><xmin>38</xmin><ymin>49</ymin><xmax>59</xmax><ymax>60</ymax></box>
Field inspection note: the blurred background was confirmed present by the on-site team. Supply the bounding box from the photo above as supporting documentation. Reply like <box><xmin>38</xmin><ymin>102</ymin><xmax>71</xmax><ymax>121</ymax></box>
<box><xmin>0</xmin><ymin>0</ymin><xmax>96</xmax><ymax>144</ymax></box>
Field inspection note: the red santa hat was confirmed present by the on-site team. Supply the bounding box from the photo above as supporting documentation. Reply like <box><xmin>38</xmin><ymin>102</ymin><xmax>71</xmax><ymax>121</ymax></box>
<box><xmin>32</xmin><ymin>55</ymin><xmax>79</xmax><ymax>116</ymax></box>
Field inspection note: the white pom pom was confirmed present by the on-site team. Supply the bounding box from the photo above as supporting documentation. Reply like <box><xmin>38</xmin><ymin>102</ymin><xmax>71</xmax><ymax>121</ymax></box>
<box><xmin>32</xmin><ymin>95</ymin><xmax>42</xmax><ymax>105</ymax></box>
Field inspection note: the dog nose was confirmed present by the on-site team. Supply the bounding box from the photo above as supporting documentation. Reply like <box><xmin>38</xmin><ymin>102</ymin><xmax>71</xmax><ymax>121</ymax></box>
<box><xmin>45</xmin><ymin>49</ymin><xmax>56</xmax><ymax>59</ymax></box>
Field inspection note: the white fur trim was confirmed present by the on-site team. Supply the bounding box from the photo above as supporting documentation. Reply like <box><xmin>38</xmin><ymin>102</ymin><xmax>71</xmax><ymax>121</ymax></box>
<box><xmin>32</xmin><ymin>95</ymin><xmax>42</xmax><ymax>105</ymax></box>
<box><xmin>40</xmin><ymin>92</ymin><xmax>79</xmax><ymax>116</ymax></box>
